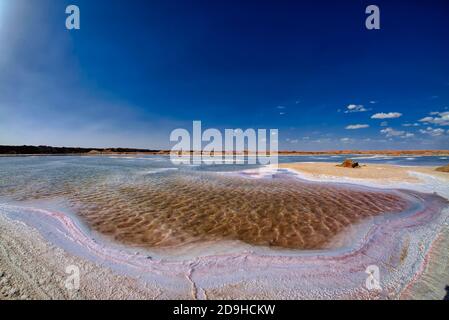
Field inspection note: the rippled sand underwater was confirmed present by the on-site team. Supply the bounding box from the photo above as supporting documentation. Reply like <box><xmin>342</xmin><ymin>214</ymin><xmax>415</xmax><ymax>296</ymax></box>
<box><xmin>0</xmin><ymin>156</ymin><xmax>415</xmax><ymax>250</ymax></box>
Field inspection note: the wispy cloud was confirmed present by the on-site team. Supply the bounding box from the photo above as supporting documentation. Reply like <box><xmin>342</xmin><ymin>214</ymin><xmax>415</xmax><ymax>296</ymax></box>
<box><xmin>277</xmin><ymin>105</ymin><xmax>287</xmax><ymax>115</ymax></box>
<box><xmin>344</xmin><ymin>104</ymin><xmax>367</xmax><ymax>113</ymax></box>
<box><xmin>419</xmin><ymin>111</ymin><xmax>449</xmax><ymax>126</ymax></box>
<box><xmin>345</xmin><ymin>124</ymin><xmax>369</xmax><ymax>129</ymax></box>
<box><xmin>380</xmin><ymin>127</ymin><xmax>413</xmax><ymax>138</ymax></box>
<box><xmin>419</xmin><ymin>127</ymin><xmax>446</xmax><ymax>136</ymax></box>
<box><xmin>371</xmin><ymin>112</ymin><xmax>402</xmax><ymax>119</ymax></box>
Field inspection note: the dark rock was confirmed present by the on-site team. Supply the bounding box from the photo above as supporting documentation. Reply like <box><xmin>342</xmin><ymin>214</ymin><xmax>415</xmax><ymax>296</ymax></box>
<box><xmin>436</xmin><ymin>164</ymin><xmax>449</xmax><ymax>173</ymax></box>
<box><xmin>337</xmin><ymin>159</ymin><xmax>361</xmax><ymax>168</ymax></box>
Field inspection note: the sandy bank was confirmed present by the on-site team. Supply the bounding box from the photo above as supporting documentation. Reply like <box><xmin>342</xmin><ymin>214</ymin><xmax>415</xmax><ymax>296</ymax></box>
<box><xmin>279</xmin><ymin>162</ymin><xmax>449</xmax><ymax>184</ymax></box>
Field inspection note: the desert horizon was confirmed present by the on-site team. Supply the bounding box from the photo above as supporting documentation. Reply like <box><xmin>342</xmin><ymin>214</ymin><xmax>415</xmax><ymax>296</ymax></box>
<box><xmin>1</xmin><ymin>144</ymin><xmax>449</xmax><ymax>156</ymax></box>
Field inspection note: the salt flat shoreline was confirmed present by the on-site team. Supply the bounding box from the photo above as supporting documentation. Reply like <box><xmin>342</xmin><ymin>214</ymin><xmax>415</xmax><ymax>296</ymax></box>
<box><xmin>0</xmin><ymin>163</ymin><xmax>448</xmax><ymax>300</ymax></box>
<box><xmin>1</xmin><ymin>149</ymin><xmax>449</xmax><ymax>157</ymax></box>
<box><xmin>279</xmin><ymin>162</ymin><xmax>449</xmax><ymax>184</ymax></box>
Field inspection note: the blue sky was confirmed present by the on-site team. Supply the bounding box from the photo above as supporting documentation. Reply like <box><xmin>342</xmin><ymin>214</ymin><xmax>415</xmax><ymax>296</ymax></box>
<box><xmin>0</xmin><ymin>0</ymin><xmax>448</xmax><ymax>150</ymax></box>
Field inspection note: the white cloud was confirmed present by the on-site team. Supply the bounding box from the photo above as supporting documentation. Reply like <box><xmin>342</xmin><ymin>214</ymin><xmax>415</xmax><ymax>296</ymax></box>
<box><xmin>371</xmin><ymin>112</ymin><xmax>402</xmax><ymax>119</ymax></box>
<box><xmin>340</xmin><ymin>137</ymin><xmax>351</xmax><ymax>143</ymax></box>
<box><xmin>380</xmin><ymin>121</ymin><xmax>388</xmax><ymax>127</ymax></box>
<box><xmin>401</xmin><ymin>133</ymin><xmax>415</xmax><ymax>138</ymax></box>
<box><xmin>419</xmin><ymin>127</ymin><xmax>445</xmax><ymax>136</ymax></box>
<box><xmin>402</xmin><ymin>123</ymin><xmax>420</xmax><ymax>127</ymax></box>
<box><xmin>380</xmin><ymin>127</ymin><xmax>405</xmax><ymax>137</ymax></box>
<box><xmin>277</xmin><ymin>105</ymin><xmax>286</xmax><ymax>109</ymax></box>
<box><xmin>345</xmin><ymin>124</ymin><xmax>369</xmax><ymax>129</ymax></box>
<box><xmin>418</xmin><ymin>111</ymin><xmax>449</xmax><ymax>126</ymax></box>
<box><xmin>380</xmin><ymin>127</ymin><xmax>414</xmax><ymax>138</ymax></box>
<box><xmin>344</xmin><ymin>104</ymin><xmax>367</xmax><ymax>113</ymax></box>
<box><xmin>419</xmin><ymin>116</ymin><xmax>434</xmax><ymax>122</ymax></box>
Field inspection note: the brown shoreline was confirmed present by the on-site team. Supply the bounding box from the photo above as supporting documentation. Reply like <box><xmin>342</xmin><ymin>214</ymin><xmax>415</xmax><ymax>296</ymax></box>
<box><xmin>1</xmin><ymin>145</ymin><xmax>449</xmax><ymax>157</ymax></box>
